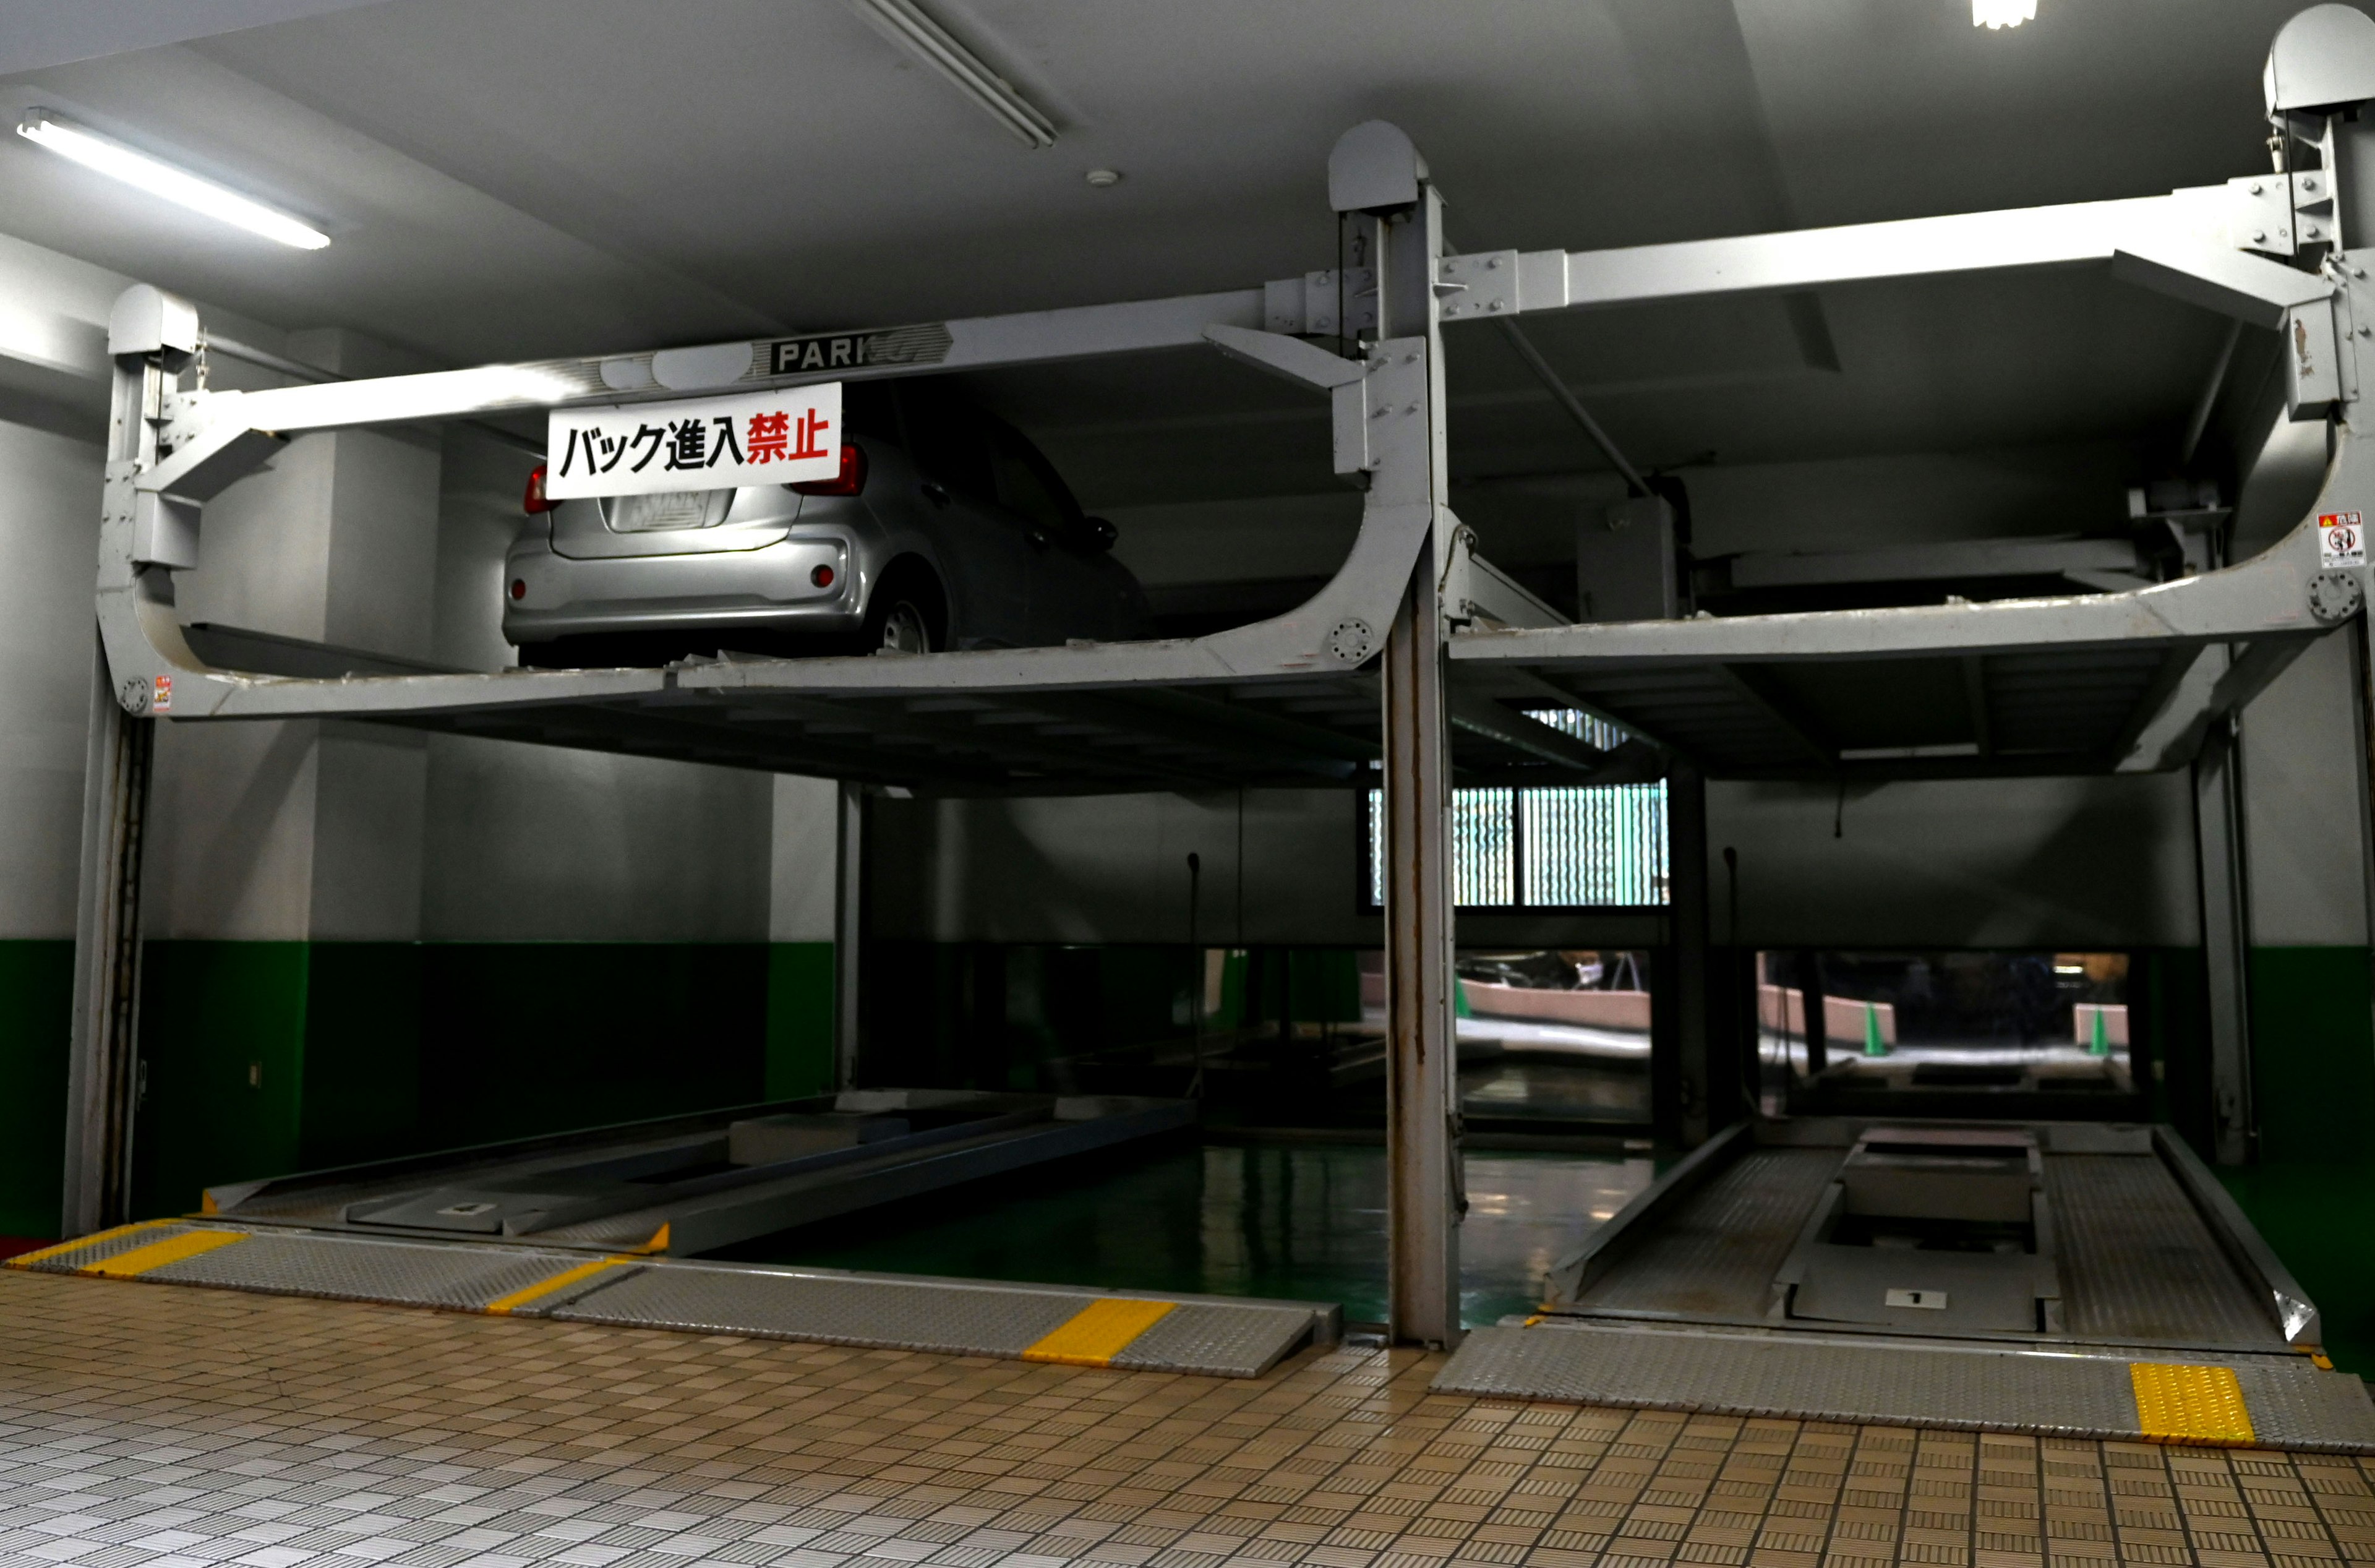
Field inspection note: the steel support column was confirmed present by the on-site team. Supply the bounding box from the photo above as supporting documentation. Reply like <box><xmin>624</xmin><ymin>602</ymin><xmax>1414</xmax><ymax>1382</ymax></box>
<box><xmin>2196</xmin><ymin>706</ymin><xmax>2255</xmax><ymax>1165</ymax></box>
<box><xmin>1666</xmin><ymin>763</ymin><xmax>1713</xmax><ymax>1147</ymax></box>
<box><xmin>62</xmin><ymin>348</ymin><xmax>165</xmax><ymax>1236</ymax></box>
<box><xmin>1339</xmin><ymin>122</ymin><xmax>1464</xmax><ymax>1349</ymax></box>
<box><xmin>1382</xmin><ymin>551</ymin><xmax>1460</xmax><ymax>1346</ymax></box>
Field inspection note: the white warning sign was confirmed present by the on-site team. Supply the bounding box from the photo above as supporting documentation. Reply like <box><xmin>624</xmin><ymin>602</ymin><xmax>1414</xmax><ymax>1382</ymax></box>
<box><xmin>2321</xmin><ymin>510</ymin><xmax>2366</xmax><ymax>568</ymax></box>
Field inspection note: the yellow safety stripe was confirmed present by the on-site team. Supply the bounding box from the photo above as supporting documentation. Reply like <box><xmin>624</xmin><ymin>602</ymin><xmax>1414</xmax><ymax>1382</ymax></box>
<box><xmin>4</xmin><ymin>1219</ymin><xmax>180</xmax><ymax>1270</ymax></box>
<box><xmin>1022</xmin><ymin>1297</ymin><xmax>1176</xmax><ymax>1368</ymax></box>
<box><xmin>2131</xmin><ymin>1361</ymin><xmax>2257</xmax><ymax>1446</ymax></box>
<box><xmin>483</xmin><ymin>1256</ymin><xmax>635</xmax><ymax>1316</ymax></box>
<box><xmin>79</xmin><ymin>1228</ymin><xmax>247</xmax><ymax>1279</ymax></box>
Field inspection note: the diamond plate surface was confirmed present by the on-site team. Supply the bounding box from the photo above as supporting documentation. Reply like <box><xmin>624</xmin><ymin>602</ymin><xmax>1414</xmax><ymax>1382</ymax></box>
<box><xmin>1434</xmin><ymin>1322</ymin><xmax>2375</xmax><ymax>1451</ymax></box>
<box><xmin>12</xmin><ymin>1223</ymin><xmax>197</xmax><ymax>1273</ymax></box>
<box><xmin>1110</xmin><ymin>1301</ymin><xmax>1314</xmax><ymax>1376</ymax></box>
<box><xmin>1572</xmin><ymin>1147</ymin><xmax>1838</xmax><ymax>1316</ymax></box>
<box><xmin>549</xmin><ymin>1266</ymin><xmax>1097</xmax><ymax>1355</ymax></box>
<box><xmin>143</xmin><ymin>1232</ymin><xmax>602</xmax><ymax>1310</ymax></box>
<box><xmin>2049</xmin><ymin>1153</ymin><xmax>2280</xmax><ymax>1346</ymax></box>
<box><xmin>2236</xmin><ymin>1356</ymin><xmax>2375</xmax><ymax>1449</ymax></box>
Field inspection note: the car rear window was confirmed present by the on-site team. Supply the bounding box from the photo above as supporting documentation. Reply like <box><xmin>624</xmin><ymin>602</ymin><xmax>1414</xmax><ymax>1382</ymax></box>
<box><xmin>900</xmin><ymin>386</ymin><xmax>994</xmax><ymax>498</ymax></box>
<box><xmin>986</xmin><ymin>418</ymin><xmax>1087</xmax><ymax>544</ymax></box>
<box><xmin>844</xmin><ymin>380</ymin><xmax>896</xmax><ymax>442</ymax></box>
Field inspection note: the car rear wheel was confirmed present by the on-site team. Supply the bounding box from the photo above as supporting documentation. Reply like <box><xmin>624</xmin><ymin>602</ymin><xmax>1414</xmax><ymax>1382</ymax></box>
<box><xmin>862</xmin><ymin>566</ymin><xmax>946</xmax><ymax>656</ymax></box>
<box><xmin>875</xmin><ymin>599</ymin><xmax>932</xmax><ymax>654</ymax></box>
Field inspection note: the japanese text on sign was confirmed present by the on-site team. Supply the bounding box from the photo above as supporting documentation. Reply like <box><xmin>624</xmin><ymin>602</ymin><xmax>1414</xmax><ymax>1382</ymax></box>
<box><xmin>2321</xmin><ymin>511</ymin><xmax>2366</xmax><ymax>568</ymax></box>
<box><xmin>544</xmin><ymin>383</ymin><xmax>842</xmax><ymax>499</ymax></box>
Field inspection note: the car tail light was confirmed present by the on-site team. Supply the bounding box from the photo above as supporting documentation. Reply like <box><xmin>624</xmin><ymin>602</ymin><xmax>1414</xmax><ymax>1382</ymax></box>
<box><xmin>523</xmin><ymin>463</ymin><xmax>555</xmax><ymax>514</ymax></box>
<box><xmin>792</xmin><ymin>443</ymin><xmax>868</xmax><ymax>497</ymax></box>
<box><xmin>811</xmin><ymin>564</ymin><xmax>836</xmax><ymax>588</ymax></box>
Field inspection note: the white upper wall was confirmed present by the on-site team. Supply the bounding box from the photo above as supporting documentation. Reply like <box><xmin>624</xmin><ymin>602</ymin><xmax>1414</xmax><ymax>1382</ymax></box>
<box><xmin>0</xmin><ymin>418</ymin><xmax>101</xmax><ymax>938</ymax></box>
<box><xmin>417</xmin><ymin>426</ymin><xmax>775</xmax><ymax>944</ymax></box>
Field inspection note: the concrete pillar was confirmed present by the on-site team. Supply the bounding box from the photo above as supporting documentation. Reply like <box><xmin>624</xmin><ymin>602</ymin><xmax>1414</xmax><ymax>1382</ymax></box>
<box><xmin>769</xmin><ymin>773</ymin><xmax>850</xmax><ymax>1096</ymax></box>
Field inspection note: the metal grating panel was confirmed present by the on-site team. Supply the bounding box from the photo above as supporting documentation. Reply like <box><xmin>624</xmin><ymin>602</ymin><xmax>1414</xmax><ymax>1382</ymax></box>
<box><xmin>13</xmin><ymin>1222</ymin><xmax>1331</xmax><ymax>1377</ymax></box>
<box><xmin>13</xmin><ymin>1223</ymin><xmax>197</xmax><ymax>1272</ymax></box>
<box><xmin>1434</xmin><ymin>1322</ymin><xmax>2375</xmax><ymax>1451</ymax></box>
<box><xmin>549</xmin><ymin>1265</ymin><xmax>1097</xmax><ymax>1355</ymax></box>
<box><xmin>141</xmin><ymin>1232</ymin><xmax>589</xmax><ymax>1311</ymax></box>
<box><xmin>2048</xmin><ymin>1154</ymin><xmax>2282</xmax><ymax>1347</ymax></box>
<box><xmin>1111</xmin><ymin>1302</ymin><xmax>1314</xmax><ymax>1377</ymax></box>
<box><xmin>1571</xmin><ymin>1147</ymin><xmax>1839</xmax><ymax>1317</ymax></box>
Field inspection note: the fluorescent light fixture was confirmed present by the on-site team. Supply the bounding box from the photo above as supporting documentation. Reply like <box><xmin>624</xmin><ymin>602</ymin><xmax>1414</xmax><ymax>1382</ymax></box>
<box><xmin>15</xmin><ymin>109</ymin><xmax>329</xmax><ymax>250</ymax></box>
<box><xmin>844</xmin><ymin>0</ymin><xmax>1056</xmax><ymax>148</ymax></box>
<box><xmin>1973</xmin><ymin>0</ymin><xmax>2037</xmax><ymax>27</ymax></box>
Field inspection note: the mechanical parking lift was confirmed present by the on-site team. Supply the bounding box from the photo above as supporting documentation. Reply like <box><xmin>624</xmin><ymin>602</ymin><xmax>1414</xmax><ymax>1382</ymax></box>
<box><xmin>49</xmin><ymin>2</ymin><xmax>2375</xmax><ymax>1439</ymax></box>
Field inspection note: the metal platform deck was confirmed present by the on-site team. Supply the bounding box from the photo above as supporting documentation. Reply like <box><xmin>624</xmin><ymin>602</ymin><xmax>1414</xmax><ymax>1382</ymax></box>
<box><xmin>1436</xmin><ymin>1116</ymin><xmax>2375</xmax><ymax>1447</ymax></box>
<box><xmin>6</xmin><ymin>1219</ymin><xmax>1336</xmax><ymax>1378</ymax></box>
<box><xmin>1549</xmin><ymin>1120</ymin><xmax>2311</xmax><ymax>1356</ymax></box>
<box><xmin>1434</xmin><ymin>1319</ymin><xmax>2375</xmax><ymax>1451</ymax></box>
<box><xmin>198</xmin><ymin>1089</ymin><xmax>1194</xmax><ymax>1259</ymax></box>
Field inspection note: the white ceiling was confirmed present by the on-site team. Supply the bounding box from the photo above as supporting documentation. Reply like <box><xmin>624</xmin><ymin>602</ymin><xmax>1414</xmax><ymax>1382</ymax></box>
<box><xmin>0</xmin><ymin>0</ymin><xmax>2335</xmax><ymax>520</ymax></box>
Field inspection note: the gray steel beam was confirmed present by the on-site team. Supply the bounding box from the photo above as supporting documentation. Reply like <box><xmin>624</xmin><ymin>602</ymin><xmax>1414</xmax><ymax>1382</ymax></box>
<box><xmin>1711</xmin><ymin>664</ymin><xmax>1834</xmax><ymax>768</ymax></box>
<box><xmin>1727</xmin><ymin>537</ymin><xmax>2152</xmax><ymax>590</ymax></box>
<box><xmin>1444</xmin><ymin>690</ymin><xmax>1614</xmax><ymax>774</ymax></box>
<box><xmin>1010</xmin><ymin>689</ymin><xmax>1367</xmax><ymax>782</ymax></box>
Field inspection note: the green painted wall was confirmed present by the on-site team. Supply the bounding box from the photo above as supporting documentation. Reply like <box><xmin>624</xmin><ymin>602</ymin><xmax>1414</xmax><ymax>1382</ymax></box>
<box><xmin>126</xmin><ymin>939</ymin><xmax>834</xmax><ymax>1220</ymax></box>
<box><xmin>0</xmin><ymin>940</ymin><xmax>73</xmax><ymax>1240</ymax></box>
<box><xmin>2222</xmin><ymin>945</ymin><xmax>2375</xmax><ymax>1374</ymax></box>
<box><xmin>766</xmin><ymin>941</ymin><xmax>837</xmax><ymax>1099</ymax></box>
<box><xmin>132</xmin><ymin>941</ymin><xmax>310</xmax><ymax>1219</ymax></box>
<box><xmin>2246</xmin><ymin>946</ymin><xmax>2375</xmax><ymax>1164</ymax></box>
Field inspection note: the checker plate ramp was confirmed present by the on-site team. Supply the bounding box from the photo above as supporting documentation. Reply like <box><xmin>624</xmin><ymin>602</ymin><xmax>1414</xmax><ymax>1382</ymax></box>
<box><xmin>542</xmin><ymin>1261</ymin><xmax>1320</xmax><ymax>1376</ymax></box>
<box><xmin>1434</xmin><ymin>1321</ymin><xmax>2375</xmax><ymax>1451</ymax></box>
<box><xmin>7</xmin><ymin>1222</ymin><xmax>1330</xmax><ymax>1379</ymax></box>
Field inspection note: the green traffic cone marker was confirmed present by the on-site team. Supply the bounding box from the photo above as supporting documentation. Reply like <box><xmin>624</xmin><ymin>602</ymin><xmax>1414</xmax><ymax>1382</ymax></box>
<box><xmin>2087</xmin><ymin>1008</ymin><xmax>2111</xmax><ymax>1057</ymax></box>
<box><xmin>1864</xmin><ymin>1003</ymin><xmax>1886</xmax><ymax>1057</ymax></box>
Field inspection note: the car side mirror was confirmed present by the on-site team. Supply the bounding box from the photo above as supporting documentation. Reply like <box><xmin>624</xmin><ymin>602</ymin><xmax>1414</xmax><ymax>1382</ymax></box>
<box><xmin>1085</xmin><ymin>516</ymin><xmax>1117</xmax><ymax>552</ymax></box>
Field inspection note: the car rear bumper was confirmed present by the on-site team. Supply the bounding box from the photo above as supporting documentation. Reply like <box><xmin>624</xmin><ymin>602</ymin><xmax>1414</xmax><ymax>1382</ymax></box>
<box><xmin>502</xmin><ymin>532</ymin><xmax>862</xmax><ymax>641</ymax></box>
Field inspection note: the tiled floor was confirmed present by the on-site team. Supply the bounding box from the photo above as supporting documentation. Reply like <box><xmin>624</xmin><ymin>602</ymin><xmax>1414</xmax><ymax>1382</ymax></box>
<box><xmin>2</xmin><ymin>1270</ymin><xmax>2373</xmax><ymax>1568</ymax></box>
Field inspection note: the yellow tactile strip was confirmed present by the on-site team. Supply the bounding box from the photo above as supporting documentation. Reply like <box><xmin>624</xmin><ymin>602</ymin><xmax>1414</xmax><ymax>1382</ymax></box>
<box><xmin>2135</xmin><ymin>1363</ymin><xmax>2261</xmax><ymax>1447</ymax></box>
<box><xmin>1025</xmin><ymin>1297</ymin><xmax>1179</xmax><ymax>1367</ymax></box>
<box><xmin>4</xmin><ymin>1269</ymin><xmax>2375</xmax><ymax>1568</ymax></box>
<box><xmin>483</xmin><ymin>1254</ymin><xmax>638</xmax><ymax>1316</ymax></box>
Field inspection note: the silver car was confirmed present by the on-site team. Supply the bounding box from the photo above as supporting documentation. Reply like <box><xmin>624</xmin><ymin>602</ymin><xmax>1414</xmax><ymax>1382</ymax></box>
<box><xmin>503</xmin><ymin>379</ymin><xmax>1152</xmax><ymax>664</ymax></box>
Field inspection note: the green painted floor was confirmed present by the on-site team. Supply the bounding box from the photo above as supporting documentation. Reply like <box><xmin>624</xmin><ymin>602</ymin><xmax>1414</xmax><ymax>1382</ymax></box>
<box><xmin>734</xmin><ymin>1139</ymin><xmax>1655</xmax><ymax>1329</ymax></box>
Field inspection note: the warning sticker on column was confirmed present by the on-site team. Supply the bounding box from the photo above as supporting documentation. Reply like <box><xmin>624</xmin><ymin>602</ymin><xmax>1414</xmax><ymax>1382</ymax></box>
<box><xmin>2321</xmin><ymin>512</ymin><xmax>2366</xmax><ymax>567</ymax></box>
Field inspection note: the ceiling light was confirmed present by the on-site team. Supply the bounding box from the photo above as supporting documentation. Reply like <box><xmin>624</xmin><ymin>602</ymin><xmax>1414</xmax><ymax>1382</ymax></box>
<box><xmin>1972</xmin><ymin>0</ymin><xmax>2036</xmax><ymax>28</ymax></box>
<box><xmin>15</xmin><ymin>109</ymin><xmax>330</xmax><ymax>250</ymax></box>
<box><xmin>1085</xmin><ymin>168</ymin><xmax>1121</xmax><ymax>188</ymax></box>
<box><xmin>844</xmin><ymin>0</ymin><xmax>1056</xmax><ymax>148</ymax></box>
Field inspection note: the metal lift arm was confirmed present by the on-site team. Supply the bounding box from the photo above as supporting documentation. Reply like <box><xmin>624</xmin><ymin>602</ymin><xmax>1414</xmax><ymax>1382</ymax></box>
<box><xmin>95</xmin><ymin>152</ymin><xmax>2363</xmax><ymax>741</ymax></box>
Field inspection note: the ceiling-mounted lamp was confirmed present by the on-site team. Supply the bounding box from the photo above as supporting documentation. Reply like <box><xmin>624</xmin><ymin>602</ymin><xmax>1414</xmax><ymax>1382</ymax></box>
<box><xmin>15</xmin><ymin>108</ymin><xmax>329</xmax><ymax>249</ymax></box>
<box><xmin>844</xmin><ymin>0</ymin><xmax>1056</xmax><ymax>148</ymax></box>
<box><xmin>1972</xmin><ymin>0</ymin><xmax>2037</xmax><ymax>28</ymax></box>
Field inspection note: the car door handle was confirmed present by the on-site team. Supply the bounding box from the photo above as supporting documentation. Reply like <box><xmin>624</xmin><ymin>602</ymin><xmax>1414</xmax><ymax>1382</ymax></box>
<box><xmin>920</xmin><ymin>481</ymin><xmax>950</xmax><ymax>507</ymax></box>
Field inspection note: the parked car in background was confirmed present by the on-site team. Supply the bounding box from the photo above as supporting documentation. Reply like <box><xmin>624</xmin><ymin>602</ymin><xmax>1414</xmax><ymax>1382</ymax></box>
<box><xmin>503</xmin><ymin>379</ymin><xmax>1152</xmax><ymax>666</ymax></box>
